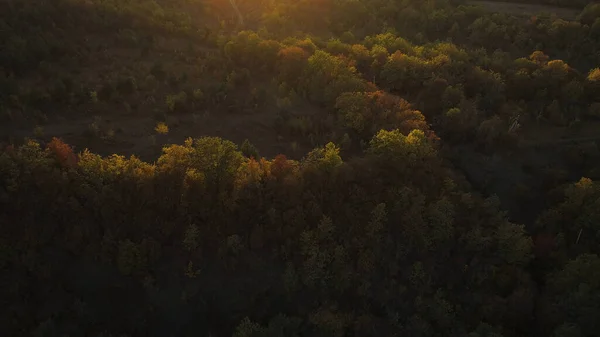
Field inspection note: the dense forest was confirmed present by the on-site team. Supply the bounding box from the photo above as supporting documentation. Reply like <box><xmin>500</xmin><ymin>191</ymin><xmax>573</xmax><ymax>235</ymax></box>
<box><xmin>2</xmin><ymin>0</ymin><xmax>600</xmax><ymax>336</ymax></box>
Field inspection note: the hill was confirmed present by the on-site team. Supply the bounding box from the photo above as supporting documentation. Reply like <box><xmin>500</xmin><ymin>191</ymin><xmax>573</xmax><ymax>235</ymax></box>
<box><xmin>2</xmin><ymin>0</ymin><xmax>600</xmax><ymax>336</ymax></box>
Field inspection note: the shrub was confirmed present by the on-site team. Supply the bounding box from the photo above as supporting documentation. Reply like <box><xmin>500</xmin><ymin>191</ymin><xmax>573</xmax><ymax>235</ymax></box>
<box><xmin>90</xmin><ymin>91</ymin><xmax>98</xmax><ymax>103</ymax></box>
<box><xmin>588</xmin><ymin>68</ymin><xmax>600</xmax><ymax>82</ymax></box>
<box><xmin>166</xmin><ymin>92</ymin><xmax>188</xmax><ymax>112</ymax></box>
<box><xmin>155</xmin><ymin>122</ymin><xmax>169</xmax><ymax>135</ymax></box>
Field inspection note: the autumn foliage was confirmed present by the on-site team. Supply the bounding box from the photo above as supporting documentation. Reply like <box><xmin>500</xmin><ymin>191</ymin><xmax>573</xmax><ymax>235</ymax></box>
<box><xmin>2</xmin><ymin>0</ymin><xmax>600</xmax><ymax>336</ymax></box>
<box><xmin>46</xmin><ymin>137</ymin><xmax>77</xmax><ymax>168</ymax></box>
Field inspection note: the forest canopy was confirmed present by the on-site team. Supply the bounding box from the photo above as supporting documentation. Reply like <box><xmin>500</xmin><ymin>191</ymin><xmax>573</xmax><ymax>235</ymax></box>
<box><xmin>1</xmin><ymin>0</ymin><xmax>600</xmax><ymax>336</ymax></box>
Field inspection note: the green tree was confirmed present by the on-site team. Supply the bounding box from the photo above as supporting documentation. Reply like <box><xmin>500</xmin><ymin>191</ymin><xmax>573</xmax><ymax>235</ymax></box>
<box><xmin>304</xmin><ymin>142</ymin><xmax>343</xmax><ymax>173</ymax></box>
<box><xmin>549</xmin><ymin>254</ymin><xmax>600</xmax><ymax>337</ymax></box>
<box><xmin>189</xmin><ymin>137</ymin><xmax>244</xmax><ymax>203</ymax></box>
<box><xmin>241</xmin><ymin>139</ymin><xmax>259</xmax><ymax>159</ymax></box>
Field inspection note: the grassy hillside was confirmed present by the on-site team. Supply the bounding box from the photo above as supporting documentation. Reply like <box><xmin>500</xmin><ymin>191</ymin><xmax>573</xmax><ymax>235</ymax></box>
<box><xmin>2</xmin><ymin>0</ymin><xmax>600</xmax><ymax>336</ymax></box>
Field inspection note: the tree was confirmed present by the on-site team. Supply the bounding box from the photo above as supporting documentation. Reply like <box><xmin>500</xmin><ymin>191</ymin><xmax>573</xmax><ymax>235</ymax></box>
<box><xmin>587</xmin><ymin>68</ymin><xmax>600</xmax><ymax>82</ymax></box>
<box><xmin>468</xmin><ymin>323</ymin><xmax>505</xmax><ymax>337</ymax></box>
<box><xmin>224</xmin><ymin>31</ymin><xmax>279</xmax><ymax>70</ymax></box>
<box><xmin>166</xmin><ymin>92</ymin><xmax>188</xmax><ymax>112</ymax></box>
<box><xmin>530</xmin><ymin>51</ymin><xmax>550</xmax><ymax>65</ymax></box>
<box><xmin>335</xmin><ymin>91</ymin><xmax>428</xmax><ymax>136</ymax></box>
<box><xmin>535</xmin><ymin>177</ymin><xmax>600</xmax><ymax>260</ymax></box>
<box><xmin>233</xmin><ymin>317</ymin><xmax>262</xmax><ymax>337</ymax></box>
<box><xmin>585</xmin><ymin>68</ymin><xmax>600</xmax><ymax>100</ymax></box>
<box><xmin>349</xmin><ymin>44</ymin><xmax>371</xmax><ymax>73</ymax></box>
<box><xmin>240</xmin><ymin>139</ymin><xmax>259</xmax><ymax>159</ymax></box>
<box><xmin>183</xmin><ymin>224</ymin><xmax>200</xmax><ymax>252</ymax></box>
<box><xmin>302</xmin><ymin>50</ymin><xmax>366</xmax><ymax>106</ymax></box>
<box><xmin>549</xmin><ymin>254</ymin><xmax>600</xmax><ymax>337</ymax></box>
<box><xmin>335</xmin><ymin>91</ymin><xmax>373</xmax><ymax>133</ymax></box>
<box><xmin>578</xmin><ymin>3</ymin><xmax>600</xmax><ymax>26</ymax></box>
<box><xmin>277</xmin><ymin>46</ymin><xmax>310</xmax><ymax>86</ymax></box>
<box><xmin>117</xmin><ymin>240</ymin><xmax>144</xmax><ymax>276</ymax></box>
<box><xmin>304</xmin><ymin>142</ymin><xmax>343</xmax><ymax>173</ymax></box>
<box><xmin>476</xmin><ymin>116</ymin><xmax>506</xmax><ymax>149</ymax></box>
<box><xmin>494</xmin><ymin>222</ymin><xmax>532</xmax><ymax>265</ymax></box>
<box><xmin>189</xmin><ymin>137</ymin><xmax>245</xmax><ymax>203</ymax></box>
<box><xmin>46</xmin><ymin>137</ymin><xmax>77</xmax><ymax>168</ymax></box>
<box><xmin>380</xmin><ymin>51</ymin><xmax>430</xmax><ymax>93</ymax></box>
<box><xmin>368</xmin><ymin>129</ymin><xmax>435</xmax><ymax>164</ymax></box>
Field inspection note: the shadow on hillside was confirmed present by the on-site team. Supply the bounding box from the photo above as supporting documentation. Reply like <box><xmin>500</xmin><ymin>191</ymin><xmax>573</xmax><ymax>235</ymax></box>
<box><xmin>0</xmin><ymin>0</ymin><xmax>212</xmax><ymax>76</ymax></box>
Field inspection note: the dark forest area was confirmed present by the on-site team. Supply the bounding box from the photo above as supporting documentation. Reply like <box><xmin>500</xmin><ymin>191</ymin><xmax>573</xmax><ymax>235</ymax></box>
<box><xmin>2</xmin><ymin>0</ymin><xmax>600</xmax><ymax>336</ymax></box>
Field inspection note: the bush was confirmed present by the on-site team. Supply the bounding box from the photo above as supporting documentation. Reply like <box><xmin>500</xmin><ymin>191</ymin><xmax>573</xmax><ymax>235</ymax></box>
<box><xmin>166</xmin><ymin>92</ymin><xmax>188</xmax><ymax>112</ymax></box>
<box><xmin>155</xmin><ymin>122</ymin><xmax>169</xmax><ymax>135</ymax></box>
<box><xmin>89</xmin><ymin>91</ymin><xmax>98</xmax><ymax>103</ymax></box>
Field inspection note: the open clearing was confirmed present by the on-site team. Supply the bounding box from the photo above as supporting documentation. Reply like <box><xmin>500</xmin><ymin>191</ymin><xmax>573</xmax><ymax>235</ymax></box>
<box><xmin>0</xmin><ymin>108</ymin><xmax>316</xmax><ymax>161</ymax></box>
<box><xmin>467</xmin><ymin>0</ymin><xmax>581</xmax><ymax>20</ymax></box>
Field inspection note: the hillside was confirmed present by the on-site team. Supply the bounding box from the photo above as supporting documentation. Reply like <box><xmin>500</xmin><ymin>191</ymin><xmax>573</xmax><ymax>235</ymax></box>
<box><xmin>2</xmin><ymin>0</ymin><xmax>600</xmax><ymax>336</ymax></box>
<box><xmin>467</xmin><ymin>0</ymin><xmax>581</xmax><ymax>19</ymax></box>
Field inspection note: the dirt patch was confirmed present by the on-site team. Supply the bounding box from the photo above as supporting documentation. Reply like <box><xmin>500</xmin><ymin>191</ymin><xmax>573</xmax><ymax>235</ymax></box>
<box><xmin>467</xmin><ymin>0</ymin><xmax>581</xmax><ymax>20</ymax></box>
